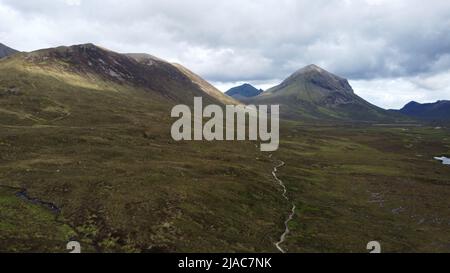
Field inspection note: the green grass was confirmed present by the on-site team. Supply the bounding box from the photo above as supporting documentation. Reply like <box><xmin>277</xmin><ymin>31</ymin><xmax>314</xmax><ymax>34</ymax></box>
<box><xmin>0</xmin><ymin>186</ymin><xmax>76</xmax><ymax>253</ymax></box>
<box><xmin>274</xmin><ymin>122</ymin><xmax>450</xmax><ymax>253</ymax></box>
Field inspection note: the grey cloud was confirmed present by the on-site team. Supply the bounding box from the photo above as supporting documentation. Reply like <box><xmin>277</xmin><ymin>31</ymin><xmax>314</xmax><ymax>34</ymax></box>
<box><xmin>1</xmin><ymin>0</ymin><xmax>450</xmax><ymax>108</ymax></box>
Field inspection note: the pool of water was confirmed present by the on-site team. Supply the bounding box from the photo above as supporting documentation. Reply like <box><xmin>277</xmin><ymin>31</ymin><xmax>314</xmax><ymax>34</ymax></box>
<box><xmin>434</xmin><ymin>157</ymin><xmax>450</xmax><ymax>165</ymax></box>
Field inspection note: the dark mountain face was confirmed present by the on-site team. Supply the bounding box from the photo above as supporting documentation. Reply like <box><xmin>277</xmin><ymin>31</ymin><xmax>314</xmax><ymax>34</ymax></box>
<box><xmin>27</xmin><ymin>44</ymin><xmax>189</xmax><ymax>89</ymax></box>
<box><xmin>0</xmin><ymin>43</ymin><xmax>19</xmax><ymax>59</ymax></box>
<box><xmin>399</xmin><ymin>100</ymin><xmax>450</xmax><ymax>121</ymax></box>
<box><xmin>18</xmin><ymin>44</ymin><xmax>232</xmax><ymax>105</ymax></box>
<box><xmin>225</xmin><ymin>83</ymin><xmax>263</xmax><ymax>100</ymax></box>
<box><xmin>125</xmin><ymin>53</ymin><xmax>165</xmax><ymax>65</ymax></box>
<box><xmin>247</xmin><ymin>64</ymin><xmax>397</xmax><ymax>122</ymax></box>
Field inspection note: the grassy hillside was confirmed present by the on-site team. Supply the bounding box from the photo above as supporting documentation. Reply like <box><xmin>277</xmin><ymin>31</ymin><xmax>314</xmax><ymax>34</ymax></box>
<box><xmin>0</xmin><ymin>48</ymin><xmax>285</xmax><ymax>252</ymax></box>
<box><xmin>171</xmin><ymin>63</ymin><xmax>239</xmax><ymax>105</ymax></box>
<box><xmin>249</xmin><ymin>65</ymin><xmax>407</xmax><ymax>123</ymax></box>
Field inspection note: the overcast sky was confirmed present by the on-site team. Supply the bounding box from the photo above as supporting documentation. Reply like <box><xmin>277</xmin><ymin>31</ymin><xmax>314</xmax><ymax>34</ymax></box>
<box><xmin>1</xmin><ymin>0</ymin><xmax>450</xmax><ymax>109</ymax></box>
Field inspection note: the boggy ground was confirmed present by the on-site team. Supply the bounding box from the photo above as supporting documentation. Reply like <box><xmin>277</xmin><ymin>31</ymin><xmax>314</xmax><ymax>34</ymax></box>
<box><xmin>275</xmin><ymin>121</ymin><xmax>450</xmax><ymax>253</ymax></box>
<box><xmin>2</xmin><ymin>117</ymin><xmax>449</xmax><ymax>252</ymax></box>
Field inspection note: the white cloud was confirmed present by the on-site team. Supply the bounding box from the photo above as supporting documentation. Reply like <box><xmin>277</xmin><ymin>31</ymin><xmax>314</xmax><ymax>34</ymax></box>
<box><xmin>352</xmin><ymin>71</ymin><xmax>450</xmax><ymax>109</ymax></box>
<box><xmin>65</xmin><ymin>0</ymin><xmax>81</xmax><ymax>6</ymax></box>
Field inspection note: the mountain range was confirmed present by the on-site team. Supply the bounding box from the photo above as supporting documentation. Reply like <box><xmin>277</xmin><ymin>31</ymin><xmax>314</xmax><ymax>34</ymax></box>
<box><xmin>2</xmin><ymin>42</ymin><xmax>449</xmax><ymax>123</ymax></box>
<box><xmin>398</xmin><ymin>100</ymin><xmax>450</xmax><ymax>121</ymax></box>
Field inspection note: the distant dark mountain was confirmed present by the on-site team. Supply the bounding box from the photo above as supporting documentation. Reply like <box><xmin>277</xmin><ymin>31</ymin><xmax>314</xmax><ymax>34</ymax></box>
<box><xmin>399</xmin><ymin>100</ymin><xmax>450</xmax><ymax>121</ymax></box>
<box><xmin>225</xmin><ymin>83</ymin><xmax>263</xmax><ymax>101</ymax></box>
<box><xmin>247</xmin><ymin>64</ymin><xmax>400</xmax><ymax>122</ymax></box>
<box><xmin>0</xmin><ymin>43</ymin><xmax>19</xmax><ymax>59</ymax></box>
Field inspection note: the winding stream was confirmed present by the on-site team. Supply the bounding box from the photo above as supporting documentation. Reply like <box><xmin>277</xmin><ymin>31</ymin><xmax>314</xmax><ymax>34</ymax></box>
<box><xmin>271</xmin><ymin>160</ymin><xmax>296</xmax><ymax>253</ymax></box>
<box><xmin>16</xmin><ymin>189</ymin><xmax>61</xmax><ymax>213</ymax></box>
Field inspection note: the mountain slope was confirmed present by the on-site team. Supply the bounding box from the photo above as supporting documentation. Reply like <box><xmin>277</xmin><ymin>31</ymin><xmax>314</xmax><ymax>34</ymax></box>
<box><xmin>171</xmin><ymin>63</ymin><xmax>239</xmax><ymax>105</ymax></box>
<box><xmin>399</xmin><ymin>100</ymin><xmax>450</xmax><ymax>121</ymax></box>
<box><xmin>248</xmin><ymin>64</ymin><xmax>398</xmax><ymax>122</ymax></box>
<box><xmin>225</xmin><ymin>83</ymin><xmax>263</xmax><ymax>101</ymax></box>
<box><xmin>125</xmin><ymin>53</ymin><xmax>237</xmax><ymax>105</ymax></box>
<box><xmin>15</xmin><ymin>44</ymin><xmax>236</xmax><ymax>105</ymax></box>
<box><xmin>0</xmin><ymin>43</ymin><xmax>19</xmax><ymax>59</ymax></box>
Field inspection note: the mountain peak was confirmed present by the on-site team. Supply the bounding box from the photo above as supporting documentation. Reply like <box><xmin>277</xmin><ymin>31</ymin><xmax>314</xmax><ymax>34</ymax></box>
<box><xmin>8</xmin><ymin>43</ymin><xmax>237</xmax><ymax>106</ymax></box>
<box><xmin>301</xmin><ymin>64</ymin><xmax>325</xmax><ymax>72</ymax></box>
<box><xmin>22</xmin><ymin>43</ymin><xmax>171</xmax><ymax>87</ymax></box>
<box><xmin>292</xmin><ymin>64</ymin><xmax>335</xmax><ymax>78</ymax></box>
<box><xmin>225</xmin><ymin>83</ymin><xmax>263</xmax><ymax>100</ymax></box>
<box><xmin>400</xmin><ymin>100</ymin><xmax>450</xmax><ymax>121</ymax></box>
<box><xmin>403</xmin><ymin>101</ymin><xmax>420</xmax><ymax>108</ymax></box>
<box><xmin>69</xmin><ymin>43</ymin><xmax>111</xmax><ymax>52</ymax></box>
<box><xmin>72</xmin><ymin>43</ymin><xmax>97</xmax><ymax>48</ymax></box>
<box><xmin>278</xmin><ymin>64</ymin><xmax>354</xmax><ymax>95</ymax></box>
<box><xmin>27</xmin><ymin>43</ymin><xmax>111</xmax><ymax>59</ymax></box>
<box><xmin>249</xmin><ymin>65</ymin><xmax>395</xmax><ymax>121</ymax></box>
<box><xmin>402</xmin><ymin>100</ymin><xmax>450</xmax><ymax>110</ymax></box>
